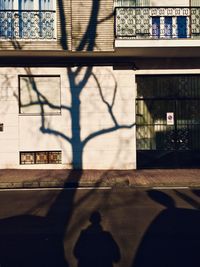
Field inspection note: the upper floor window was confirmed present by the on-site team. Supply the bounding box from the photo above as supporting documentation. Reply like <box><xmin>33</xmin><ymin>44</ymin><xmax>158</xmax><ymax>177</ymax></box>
<box><xmin>0</xmin><ymin>0</ymin><xmax>56</xmax><ymax>39</ymax></box>
<box><xmin>0</xmin><ymin>0</ymin><xmax>54</xmax><ymax>10</ymax></box>
<box><xmin>152</xmin><ymin>16</ymin><xmax>189</xmax><ymax>39</ymax></box>
<box><xmin>115</xmin><ymin>6</ymin><xmax>200</xmax><ymax>40</ymax></box>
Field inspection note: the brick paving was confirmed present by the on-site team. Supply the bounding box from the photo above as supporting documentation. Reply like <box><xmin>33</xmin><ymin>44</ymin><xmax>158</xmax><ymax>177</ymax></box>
<box><xmin>0</xmin><ymin>169</ymin><xmax>200</xmax><ymax>188</ymax></box>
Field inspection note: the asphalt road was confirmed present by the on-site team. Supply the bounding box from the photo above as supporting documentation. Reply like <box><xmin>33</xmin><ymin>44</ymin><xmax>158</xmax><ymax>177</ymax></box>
<box><xmin>0</xmin><ymin>187</ymin><xmax>200</xmax><ymax>267</ymax></box>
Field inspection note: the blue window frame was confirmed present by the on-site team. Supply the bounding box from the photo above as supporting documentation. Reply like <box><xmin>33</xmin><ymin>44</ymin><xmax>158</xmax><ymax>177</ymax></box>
<box><xmin>164</xmin><ymin>17</ymin><xmax>172</xmax><ymax>38</ymax></box>
<box><xmin>152</xmin><ymin>16</ymin><xmax>187</xmax><ymax>39</ymax></box>
<box><xmin>177</xmin><ymin>16</ymin><xmax>187</xmax><ymax>38</ymax></box>
<box><xmin>152</xmin><ymin>17</ymin><xmax>160</xmax><ymax>38</ymax></box>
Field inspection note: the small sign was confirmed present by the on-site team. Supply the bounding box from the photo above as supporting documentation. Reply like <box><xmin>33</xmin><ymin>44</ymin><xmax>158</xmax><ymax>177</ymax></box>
<box><xmin>166</xmin><ymin>112</ymin><xmax>174</xmax><ymax>125</ymax></box>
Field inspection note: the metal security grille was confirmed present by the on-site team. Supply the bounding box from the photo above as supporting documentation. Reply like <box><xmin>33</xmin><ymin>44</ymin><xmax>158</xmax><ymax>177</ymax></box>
<box><xmin>136</xmin><ymin>75</ymin><xmax>200</xmax><ymax>168</ymax></box>
<box><xmin>0</xmin><ymin>10</ymin><xmax>56</xmax><ymax>39</ymax></box>
<box><xmin>115</xmin><ymin>7</ymin><xmax>200</xmax><ymax>39</ymax></box>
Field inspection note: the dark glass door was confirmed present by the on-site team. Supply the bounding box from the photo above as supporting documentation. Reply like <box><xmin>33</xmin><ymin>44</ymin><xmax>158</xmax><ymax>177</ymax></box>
<box><xmin>136</xmin><ymin>75</ymin><xmax>200</xmax><ymax>168</ymax></box>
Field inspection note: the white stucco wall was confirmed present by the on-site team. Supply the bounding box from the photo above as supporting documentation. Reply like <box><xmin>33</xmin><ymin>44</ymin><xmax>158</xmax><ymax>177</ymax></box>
<box><xmin>1</xmin><ymin>66</ymin><xmax>200</xmax><ymax>169</ymax></box>
<box><xmin>0</xmin><ymin>67</ymin><xmax>136</xmax><ymax>169</ymax></box>
<box><xmin>150</xmin><ymin>0</ymin><xmax>189</xmax><ymax>6</ymax></box>
<box><xmin>79</xmin><ymin>67</ymin><xmax>136</xmax><ymax>169</ymax></box>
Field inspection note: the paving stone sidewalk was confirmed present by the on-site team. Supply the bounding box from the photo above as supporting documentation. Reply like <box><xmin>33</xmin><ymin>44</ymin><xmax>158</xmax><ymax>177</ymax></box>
<box><xmin>0</xmin><ymin>169</ymin><xmax>200</xmax><ymax>188</ymax></box>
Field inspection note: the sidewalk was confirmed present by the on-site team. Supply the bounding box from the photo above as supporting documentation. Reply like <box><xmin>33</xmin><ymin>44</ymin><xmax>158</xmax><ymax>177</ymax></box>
<box><xmin>0</xmin><ymin>169</ymin><xmax>200</xmax><ymax>188</ymax></box>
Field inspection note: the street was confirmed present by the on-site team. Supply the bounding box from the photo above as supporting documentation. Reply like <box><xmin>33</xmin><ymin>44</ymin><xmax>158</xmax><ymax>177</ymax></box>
<box><xmin>0</xmin><ymin>187</ymin><xmax>200</xmax><ymax>267</ymax></box>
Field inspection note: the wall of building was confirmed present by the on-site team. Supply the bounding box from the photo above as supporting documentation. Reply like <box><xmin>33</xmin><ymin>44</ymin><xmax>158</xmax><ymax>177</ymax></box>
<box><xmin>0</xmin><ymin>67</ymin><xmax>135</xmax><ymax>169</ymax></box>
<box><xmin>149</xmin><ymin>0</ymin><xmax>190</xmax><ymax>6</ymax></box>
<box><xmin>72</xmin><ymin>0</ymin><xmax>114</xmax><ymax>51</ymax></box>
<box><xmin>115</xmin><ymin>0</ymin><xmax>192</xmax><ymax>6</ymax></box>
<box><xmin>1</xmin><ymin>66</ymin><xmax>200</xmax><ymax>169</ymax></box>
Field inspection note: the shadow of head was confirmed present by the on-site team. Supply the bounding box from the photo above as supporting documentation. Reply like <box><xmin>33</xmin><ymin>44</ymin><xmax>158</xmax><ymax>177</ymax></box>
<box><xmin>147</xmin><ymin>190</ymin><xmax>175</xmax><ymax>209</ymax></box>
<box><xmin>89</xmin><ymin>211</ymin><xmax>101</xmax><ymax>225</ymax></box>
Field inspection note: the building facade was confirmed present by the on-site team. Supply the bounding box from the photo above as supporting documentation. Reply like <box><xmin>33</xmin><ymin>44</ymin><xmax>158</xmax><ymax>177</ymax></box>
<box><xmin>0</xmin><ymin>0</ymin><xmax>200</xmax><ymax>169</ymax></box>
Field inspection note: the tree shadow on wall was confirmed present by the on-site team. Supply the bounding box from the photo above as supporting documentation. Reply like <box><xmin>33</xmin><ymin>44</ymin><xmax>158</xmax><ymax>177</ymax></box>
<box><xmin>17</xmin><ymin>0</ymin><xmax>134</xmax><ymax>169</ymax></box>
<box><xmin>132</xmin><ymin>190</ymin><xmax>200</xmax><ymax>267</ymax></box>
<box><xmin>0</xmin><ymin>1</ymin><xmax>133</xmax><ymax>267</ymax></box>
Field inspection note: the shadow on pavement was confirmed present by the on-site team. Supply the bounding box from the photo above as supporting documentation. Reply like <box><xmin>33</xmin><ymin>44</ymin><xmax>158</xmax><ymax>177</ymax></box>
<box><xmin>0</xmin><ymin>214</ymin><xmax>68</xmax><ymax>267</ymax></box>
<box><xmin>73</xmin><ymin>211</ymin><xmax>121</xmax><ymax>267</ymax></box>
<box><xmin>132</xmin><ymin>190</ymin><xmax>200</xmax><ymax>267</ymax></box>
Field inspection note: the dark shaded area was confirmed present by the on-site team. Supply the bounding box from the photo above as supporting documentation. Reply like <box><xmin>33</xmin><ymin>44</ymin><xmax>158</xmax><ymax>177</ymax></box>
<box><xmin>2</xmin><ymin>57</ymin><xmax>200</xmax><ymax>69</ymax></box>
<box><xmin>132</xmin><ymin>190</ymin><xmax>200</xmax><ymax>267</ymax></box>
<box><xmin>0</xmin><ymin>170</ymin><xmax>86</xmax><ymax>267</ymax></box>
<box><xmin>0</xmin><ymin>169</ymin><xmax>115</xmax><ymax>266</ymax></box>
<box><xmin>137</xmin><ymin>150</ymin><xmax>200</xmax><ymax>169</ymax></box>
<box><xmin>57</xmin><ymin>0</ymin><xmax>68</xmax><ymax>50</ymax></box>
<box><xmin>74</xmin><ymin>211</ymin><xmax>121</xmax><ymax>267</ymax></box>
<box><xmin>0</xmin><ymin>56</ymin><xmax>138</xmax><ymax>67</ymax></box>
<box><xmin>76</xmin><ymin>1</ymin><xmax>99</xmax><ymax>51</ymax></box>
<box><xmin>0</xmin><ymin>215</ymin><xmax>68</xmax><ymax>267</ymax></box>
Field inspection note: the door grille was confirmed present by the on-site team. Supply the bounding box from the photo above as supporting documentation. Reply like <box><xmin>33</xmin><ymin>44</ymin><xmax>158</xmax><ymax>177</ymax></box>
<box><xmin>136</xmin><ymin>75</ymin><xmax>200</xmax><ymax>168</ymax></box>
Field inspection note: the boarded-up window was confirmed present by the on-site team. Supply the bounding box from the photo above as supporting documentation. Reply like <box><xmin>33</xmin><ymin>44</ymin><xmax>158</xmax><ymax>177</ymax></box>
<box><xmin>19</xmin><ymin>75</ymin><xmax>61</xmax><ymax>115</ymax></box>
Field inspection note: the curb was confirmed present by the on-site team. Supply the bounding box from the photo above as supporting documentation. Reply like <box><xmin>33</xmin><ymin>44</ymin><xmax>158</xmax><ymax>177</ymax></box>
<box><xmin>0</xmin><ymin>180</ymin><xmax>127</xmax><ymax>189</ymax></box>
<box><xmin>0</xmin><ymin>180</ymin><xmax>200</xmax><ymax>189</ymax></box>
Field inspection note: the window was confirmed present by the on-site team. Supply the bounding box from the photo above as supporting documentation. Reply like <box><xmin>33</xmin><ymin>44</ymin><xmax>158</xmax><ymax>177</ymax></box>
<box><xmin>20</xmin><ymin>151</ymin><xmax>62</xmax><ymax>164</ymax></box>
<box><xmin>152</xmin><ymin>16</ymin><xmax>188</xmax><ymax>39</ymax></box>
<box><xmin>19</xmin><ymin>75</ymin><xmax>61</xmax><ymax>115</ymax></box>
<box><xmin>177</xmin><ymin>16</ymin><xmax>187</xmax><ymax>38</ymax></box>
<box><xmin>0</xmin><ymin>0</ymin><xmax>56</xmax><ymax>39</ymax></box>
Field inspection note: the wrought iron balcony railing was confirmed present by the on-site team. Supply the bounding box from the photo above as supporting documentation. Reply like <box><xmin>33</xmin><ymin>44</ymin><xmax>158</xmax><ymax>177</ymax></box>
<box><xmin>0</xmin><ymin>10</ymin><xmax>56</xmax><ymax>39</ymax></box>
<box><xmin>115</xmin><ymin>7</ymin><xmax>200</xmax><ymax>39</ymax></box>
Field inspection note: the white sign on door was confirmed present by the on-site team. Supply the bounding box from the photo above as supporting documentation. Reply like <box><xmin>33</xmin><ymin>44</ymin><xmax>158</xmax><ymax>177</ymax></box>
<box><xmin>166</xmin><ymin>112</ymin><xmax>174</xmax><ymax>125</ymax></box>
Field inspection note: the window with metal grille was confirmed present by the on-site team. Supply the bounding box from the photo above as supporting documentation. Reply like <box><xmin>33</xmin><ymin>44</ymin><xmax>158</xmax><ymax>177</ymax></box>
<box><xmin>0</xmin><ymin>0</ymin><xmax>56</xmax><ymax>39</ymax></box>
<box><xmin>20</xmin><ymin>151</ymin><xmax>62</xmax><ymax>164</ymax></box>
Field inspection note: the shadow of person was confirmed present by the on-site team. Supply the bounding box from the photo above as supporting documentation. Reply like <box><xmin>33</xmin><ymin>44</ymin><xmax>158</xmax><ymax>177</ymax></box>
<box><xmin>132</xmin><ymin>190</ymin><xmax>200</xmax><ymax>267</ymax></box>
<box><xmin>73</xmin><ymin>211</ymin><xmax>120</xmax><ymax>267</ymax></box>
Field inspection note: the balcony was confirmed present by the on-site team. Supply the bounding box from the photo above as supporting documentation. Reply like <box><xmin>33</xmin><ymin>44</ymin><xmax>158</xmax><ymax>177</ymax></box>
<box><xmin>0</xmin><ymin>10</ymin><xmax>56</xmax><ymax>40</ymax></box>
<box><xmin>115</xmin><ymin>6</ymin><xmax>200</xmax><ymax>59</ymax></box>
<box><xmin>115</xmin><ymin>6</ymin><xmax>200</xmax><ymax>39</ymax></box>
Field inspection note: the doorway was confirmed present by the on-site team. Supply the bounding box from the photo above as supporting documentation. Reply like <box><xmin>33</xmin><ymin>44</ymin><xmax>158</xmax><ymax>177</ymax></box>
<box><xmin>136</xmin><ymin>75</ymin><xmax>200</xmax><ymax>168</ymax></box>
